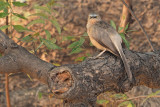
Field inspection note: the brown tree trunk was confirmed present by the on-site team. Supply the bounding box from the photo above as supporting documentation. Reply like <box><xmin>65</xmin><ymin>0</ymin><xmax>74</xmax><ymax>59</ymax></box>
<box><xmin>1</xmin><ymin>30</ymin><xmax>160</xmax><ymax>106</ymax></box>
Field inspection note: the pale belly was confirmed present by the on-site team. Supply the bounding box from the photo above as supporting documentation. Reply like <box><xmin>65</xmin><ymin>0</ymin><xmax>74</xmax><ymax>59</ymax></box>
<box><xmin>89</xmin><ymin>36</ymin><xmax>106</xmax><ymax>50</ymax></box>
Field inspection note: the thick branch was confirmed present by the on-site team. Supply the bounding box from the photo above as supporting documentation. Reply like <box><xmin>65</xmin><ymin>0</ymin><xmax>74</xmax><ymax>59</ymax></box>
<box><xmin>0</xmin><ymin>30</ymin><xmax>160</xmax><ymax>106</ymax></box>
<box><xmin>0</xmin><ymin>30</ymin><xmax>55</xmax><ymax>84</ymax></box>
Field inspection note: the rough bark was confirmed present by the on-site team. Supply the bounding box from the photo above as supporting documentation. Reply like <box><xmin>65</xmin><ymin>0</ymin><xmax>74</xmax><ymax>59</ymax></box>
<box><xmin>1</xmin><ymin>30</ymin><xmax>160</xmax><ymax>106</ymax></box>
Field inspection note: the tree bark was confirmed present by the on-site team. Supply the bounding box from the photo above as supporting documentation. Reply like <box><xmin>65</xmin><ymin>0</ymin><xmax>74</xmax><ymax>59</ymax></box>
<box><xmin>0</xmin><ymin>30</ymin><xmax>160</xmax><ymax>106</ymax></box>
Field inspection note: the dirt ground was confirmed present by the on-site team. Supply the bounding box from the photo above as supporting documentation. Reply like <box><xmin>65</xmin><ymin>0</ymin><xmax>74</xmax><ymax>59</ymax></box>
<box><xmin>0</xmin><ymin>0</ymin><xmax>160</xmax><ymax>106</ymax></box>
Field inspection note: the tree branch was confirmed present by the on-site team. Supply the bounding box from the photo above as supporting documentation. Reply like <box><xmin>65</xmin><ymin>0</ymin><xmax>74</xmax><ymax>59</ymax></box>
<box><xmin>0</xmin><ymin>30</ymin><xmax>160</xmax><ymax>106</ymax></box>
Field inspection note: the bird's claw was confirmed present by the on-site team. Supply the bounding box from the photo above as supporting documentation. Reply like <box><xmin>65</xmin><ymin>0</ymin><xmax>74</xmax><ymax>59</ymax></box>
<box><xmin>88</xmin><ymin>56</ymin><xmax>105</xmax><ymax>59</ymax></box>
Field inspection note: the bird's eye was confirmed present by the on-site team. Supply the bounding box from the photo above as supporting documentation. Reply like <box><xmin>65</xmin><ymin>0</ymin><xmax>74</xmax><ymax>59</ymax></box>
<box><xmin>90</xmin><ymin>16</ymin><xmax>97</xmax><ymax>19</ymax></box>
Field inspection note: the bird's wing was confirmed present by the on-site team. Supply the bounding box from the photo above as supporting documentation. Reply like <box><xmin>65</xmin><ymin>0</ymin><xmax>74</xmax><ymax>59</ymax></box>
<box><xmin>90</xmin><ymin>21</ymin><xmax>120</xmax><ymax>56</ymax></box>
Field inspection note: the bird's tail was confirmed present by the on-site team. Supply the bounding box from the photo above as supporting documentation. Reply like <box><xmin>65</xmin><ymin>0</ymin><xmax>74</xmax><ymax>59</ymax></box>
<box><xmin>116</xmin><ymin>45</ymin><xmax>134</xmax><ymax>83</ymax></box>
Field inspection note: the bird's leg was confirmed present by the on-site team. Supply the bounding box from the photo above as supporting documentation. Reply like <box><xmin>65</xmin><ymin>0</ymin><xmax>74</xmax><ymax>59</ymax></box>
<box><xmin>95</xmin><ymin>49</ymin><xmax>106</xmax><ymax>58</ymax></box>
<box><xmin>89</xmin><ymin>49</ymin><xmax>106</xmax><ymax>59</ymax></box>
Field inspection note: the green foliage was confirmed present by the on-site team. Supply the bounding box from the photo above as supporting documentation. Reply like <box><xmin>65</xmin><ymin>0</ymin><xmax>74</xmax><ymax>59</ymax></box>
<box><xmin>0</xmin><ymin>0</ymin><xmax>63</xmax><ymax>52</ymax></box>
<box><xmin>68</xmin><ymin>37</ymin><xmax>85</xmax><ymax>55</ymax></box>
<box><xmin>0</xmin><ymin>25</ymin><xmax>9</xmax><ymax>30</ymax></box>
<box><xmin>120</xmin><ymin>33</ymin><xmax>130</xmax><ymax>49</ymax></box>
<box><xmin>97</xmin><ymin>99</ymin><xmax>109</xmax><ymax>104</ymax></box>
<box><xmin>158</xmin><ymin>20</ymin><xmax>160</xmax><ymax>23</ymax></box>
<box><xmin>12</xmin><ymin>1</ymin><xmax>28</xmax><ymax>7</ymax></box>
<box><xmin>38</xmin><ymin>92</ymin><xmax>43</xmax><ymax>99</ymax></box>
<box><xmin>21</xmin><ymin>35</ymin><xmax>35</xmax><ymax>42</ymax></box>
<box><xmin>110</xmin><ymin>20</ymin><xmax>132</xmax><ymax>49</ymax></box>
<box><xmin>113</xmin><ymin>93</ymin><xmax>128</xmax><ymax>100</ymax></box>
<box><xmin>118</xmin><ymin>101</ymin><xmax>134</xmax><ymax>107</ymax></box>
<box><xmin>27</xmin><ymin>74</ymin><xmax>33</xmax><ymax>81</ymax></box>
<box><xmin>0</xmin><ymin>12</ymin><xmax>9</xmax><ymax>18</ymax></box>
<box><xmin>110</xmin><ymin>20</ymin><xmax>117</xmax><ymax>30</ymax></box>
<box><xmin>13</xmin><ymin>13</ymin><xmax>27</xmax><ymax>20</ymax></box>
<box><xmin>40</xmin><ymin>38</ymin><xmax>61</xmax><ymax>50</ymax></box>
<box><xmin>13</xmin><ymin>25</ymin><xmax>32</xmax><ymax>32</ymax></box>
<box><xmin>45</xmin><ymin>30</ymin><xmax>51</xmax><ymax>40</ymax></box>
<box><xmin>50</xmin><ymin>19</ymin><xmax>61</xmax><ymax>34</ymax></box>
<box><xmin>27</xmin><ymin>19</ymin><xmax>45</xmax><ymax>27</ymax></box>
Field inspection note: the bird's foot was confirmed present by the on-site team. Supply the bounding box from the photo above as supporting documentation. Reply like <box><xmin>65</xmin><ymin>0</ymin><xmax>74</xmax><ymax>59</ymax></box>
<box><xmin>88</xmin><ymin>56</ymin><xmax>105</xmax><ymax>59</ymax></box>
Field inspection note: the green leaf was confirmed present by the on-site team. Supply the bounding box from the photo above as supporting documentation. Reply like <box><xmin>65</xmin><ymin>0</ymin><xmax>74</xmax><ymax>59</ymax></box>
<box><xmin>79</xmin><ymin>37</ymin><xmax>85</xmax><ymax>45</ymax></box>
<box><xmin>35</xmin><ymin>42</ymin><xmax>43</xmax><ymax>51</ymax></box>
<box><xmin>27</xmin><ymin>74</ymin><xmax>33</xmax><ymax>81</ymax></box>
<box><xmin>118</xmin><ymin>27</ymin><xmax>124</xmax><ymax>32</ymax></box>
<box><xmin>0</xmin><ymin>1</ymin><xmax>9</xmax><ymax>10</ymax></box>
<box><xmin>13</xmin><ymin>13</ymin><xmax>27</xmax><ymax>20</ymax></box>
<box><xmin>113</xmin><ymin>94</ymin><xmax>127</xmax><ymax>99</ymax></box>
<box><xmin>34</xmin><ymin>5</ymin><xmax>51</xmax><ymax>14</ymax></box>
<box><xmin>158</xmin><ymin>20</ymin><xmax>160</xmax><ymax>23</ymax></box>
<box><xmin>62</xmin><ymin>36</ymin><xmax>75</xmax><ymax>41</ymax></box>
<box><xmin>69</xmin><ymin>47</ymin><xmax>83</xmax><ymax>55</ymax></box>
<box><xmin>120</xmin><ymin>33</ymin><xmax>130</xmax><ymax>49</ymax></box>
<box><xmin>45</xmin><ymin>30</ymin><xmax>51</xmax><ymax>40</ymax></box>
<box><xmin>50</xmin><ymin>19</ymin><xmax>61</xmax><ymax>34</ymax></box>
<box><xmin>0</xmin><ymin>5</ymin><xmax>6</xmax><ymax>11</ymax></box>
<box><xmin>31</xmin><ymin>13</ymin><xmax>48</xmax><ymax>19</ymax></box>
<box><xmin>68</xmin><ymin>37</ymin><xmax>85</xmax><ymax>49</ymax></box>
<box><xmin>127</xmin><ymin>102</ymin><xmax>134</xmax><ymax>107</ymax></box>
<box><xmin>21</xmin><ymin>35</ymin><xmax>33</xmax><ymax>42</ymax></box>
<box><xmin>0</xmin><ymin>12</ymin><xmax>9</xmax><ymax>18</ymax></box>
<box><xmin>41</xmin><ymin>38</ymin><xmax>61</xmax><ymax>49</ymax></box>
<box><xmin>67</xmin><ymin>41</ymin><xmax>80</xmax><ymax>49</ymax></box>
<box><xmin>38</xmin><ymin>92</ymin><xmax>43</xmax><ymax>99</ymax></box>
<box><xmin>110</xmin><ymin>20</ymin><xmax>117</xmax><ymax>30</ymax></box>
<box><xmin>47</xmin><ymin>0</ymin><xmax>55</xmax><ymax>6</ymax></box>
<box><xmin>82</xmin><ymin>32</ymin><xmax>88</xmax><ymax>36</ymax></box>
<box><xmin>27</xmin><ymin>19</ymin><xmax>45</xmax><ymax>27</ymax></box>
<box><xmin>0</xmin><ymin>25</ymin><xmax>9</xmax><ymax>30</ymax></box>
<box><xmin>124</xmin><ymin>23</ymin><xmax>129</xmax><ymax>31</ymax></box>
<box><xmin>97</xmin><ymin>100</ymin><xmax>109</xmax><ymax>104</ymax></box>
<box><xmin>51</xmin><ymin>38</ymin><xmax>56</xmax><ymax>43</ymax></box>
<box><xmin>126</xmin><ymin>30</ymin><xmax>137</xmax><ymax>32</ymax></box>
<box><xmin>12</xmin><ymin>1</ymin><xmax>28</xmax><ymax>7</ymax></box>
<box><xmin>52</xmin><ymin>3</ymin><xmax>63</xmax><ymax>7</ymax></box>
<box><xmin>75</xmin><ymin>56</ymin><xmax>86</xmax><ymax>62</ymax></box>
<box><xmin>118</xmin><ymin>101</ymin><xmax>130</xmax><ymax>107</ymax></box>
<box><xmin>32</xmin><ymin>32</ymin><xmax>40</xmax><ymax>37</ymax></box>
<box><xmin>52</xmin><ymin>63</ymin><xmax>61</xmax><ymax>66</ymax></box>
<box><xmin>3</xmin><ymin>8</ymin><xmax>8</xmax><ymax>13</ymax></box>
<box><xmin>86</xmin><ymin>53</ymin><xmax>91</xmax><ymax>57</ymax></box>
<box><xmin>13</xmin><ymin>25</ymin><xmax>32</xmax><ymax>32</ymax></box>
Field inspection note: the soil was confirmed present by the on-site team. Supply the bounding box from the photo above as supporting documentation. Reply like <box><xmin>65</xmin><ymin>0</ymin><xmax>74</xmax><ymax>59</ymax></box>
<box><xmin>0</xmin><ymin>0</ymin><xmax>160</xmax><ymax>106</ymax></box>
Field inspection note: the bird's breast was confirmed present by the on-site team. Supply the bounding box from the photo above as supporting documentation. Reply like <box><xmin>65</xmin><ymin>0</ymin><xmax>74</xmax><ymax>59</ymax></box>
<box><xmin>88</xmin><ymin>34</ymin><xmax>106</xmax><ymax>50</ymax></box>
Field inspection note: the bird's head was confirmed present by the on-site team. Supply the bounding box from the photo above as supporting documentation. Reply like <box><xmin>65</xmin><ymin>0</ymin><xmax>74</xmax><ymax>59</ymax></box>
<box><xmin>88</xmin><ymin>13</ymin><xmax>101</xmax><ymax>21</ymax></box>
<box><xmin>87</xmin><ymin>13</ymin><xmax>101</xmax><ymax>28</ymax></box>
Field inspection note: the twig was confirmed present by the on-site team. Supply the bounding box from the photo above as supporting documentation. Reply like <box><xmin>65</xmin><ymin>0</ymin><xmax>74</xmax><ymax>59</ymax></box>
<box><xmin>5</xmin><ymin>74</ymin><xmax>11</xmax><ymax>107</ymax></box>
<box><xmin>5</xmin><ymin>0</ymin><xmax>11</xmax><ymax>106</ymax></box>
<box><xmin>120</xmin><ymin>0</ymin><xmax>155</xmax><ymax>51</ymax></box>
<box><xmin>117</xmin><ymin>95</ymin><xmax>160</xmax><ymax>102</ymax></box>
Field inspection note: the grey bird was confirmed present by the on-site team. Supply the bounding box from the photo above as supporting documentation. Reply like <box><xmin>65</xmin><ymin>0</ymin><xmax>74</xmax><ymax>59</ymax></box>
<box><xmin>86</xmin><ymin>13</ymin><xmax>134</xmax><ymax>83</ymax></box>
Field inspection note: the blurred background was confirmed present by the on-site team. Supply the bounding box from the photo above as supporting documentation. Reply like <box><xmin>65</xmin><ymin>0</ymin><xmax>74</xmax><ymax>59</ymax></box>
<box><xmin>0</xmin><ymin>0</ymin><xmax>160</xmax><ymax>106</ymax></box>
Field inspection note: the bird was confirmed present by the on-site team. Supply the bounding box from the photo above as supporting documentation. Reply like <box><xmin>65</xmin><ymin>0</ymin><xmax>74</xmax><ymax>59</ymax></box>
<box><xmin>86</xmin><ymin>13</ymin><xmax>134</xmax><ymax>83</ymax></box>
